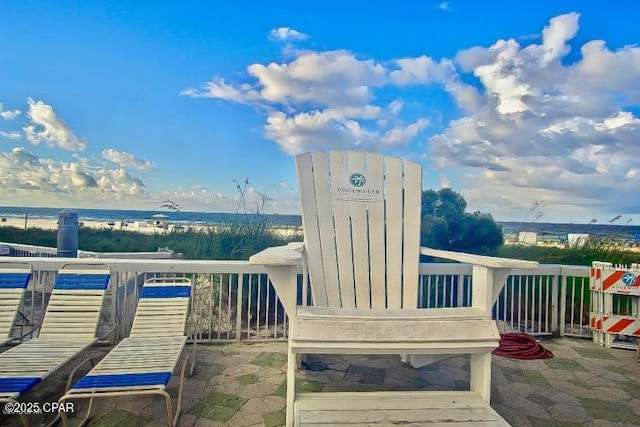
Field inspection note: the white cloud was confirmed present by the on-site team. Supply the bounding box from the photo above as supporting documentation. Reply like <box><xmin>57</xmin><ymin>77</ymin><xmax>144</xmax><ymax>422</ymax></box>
<box><xmin>437</xmin><ymin>2</ymin><xmax>452</xmax><ymax>11</ymax></box>
<box><xmin>180</xmin><ymin>79</ymin><xmax>261</xmax><ymax>105</ymax></box>
<box><xmin>0</xmin><ymin>103</ymin><xmax>21</xmax><ymax>120</ymax></box>
<box><xmin>185</xmin><ymin>11</ymin><xmax>640</xmax><ymax>220</ymax></box>
<box><xmin>439</xmin><ymin>176</ymin><xmax>451</xmax><ymax>188</ymax></box>
<box><xmin>269</xmin><ymin>27</ymin><xmax>309</xmax><ymax>41</ymax></box>
<box><xmin>0</xmin><ymin>130</ymin><xmax>21</xmax><ymax>139</ymax></box>
<box><xmin>246</xmin><ymin>50</ymin><xmax>387</xmax><ymax>107</ymax></box>
<box><xmin>265</xmin><ymin>109</ymin><xmax>429</xmax><ymax>154</ymax></box>
<box><xmin>0</xmin><ymin>147</ymin><xmax>146</xmax><ymax>205</ymax></box>
<box><xmin>22</xmin><ymin>98</ymin><xmax>86</xmax><ymax>151</ymax></box>
<box><xmin>430</xmin><ymin>12</ymin><xmax>640</xmax><ymax>219</ymax></box>
<box><xmin>102</xmin><ymin>148</ymin><xmax>155</xmax><ymax>172</ymax></box>
<box><xmin>184</xmin><ymin>49</ymin><xmax>436</xmax><ymax>154</ymax></box>
<box><xmin>390</xmin><ymin>56</ymin><xmax>454</xmax><ymax>85</ymax></box>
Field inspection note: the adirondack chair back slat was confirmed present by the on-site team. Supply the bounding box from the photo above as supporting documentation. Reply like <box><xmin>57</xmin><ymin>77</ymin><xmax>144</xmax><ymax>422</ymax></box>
<box><xmin>296</xmin><ymin>151</ymin><xmax>422</xmax><ymax>309</ymax></box>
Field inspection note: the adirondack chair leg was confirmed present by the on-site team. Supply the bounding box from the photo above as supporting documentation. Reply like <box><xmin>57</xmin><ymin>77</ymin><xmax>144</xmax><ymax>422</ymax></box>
<box><xmin>296</xmin><ymin>353</ymin><xmax>306</xmax><ymax>369</ymax></box>
<box><xmin>286</xmin><ymin>344</ymin><xmax>296</xmax><ymax>427</ymax></box>
<box><xmin>470</xmin><ymin>352</ymin><xmax>492</xmax><ymax>402</ymax></box>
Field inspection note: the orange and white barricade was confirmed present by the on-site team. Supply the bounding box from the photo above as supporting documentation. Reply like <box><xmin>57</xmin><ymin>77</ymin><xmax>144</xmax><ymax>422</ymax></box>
<box><xmin>590</xmin><ymin>262</ymin><xmax>640</xmax><ymax>349</ymax></box>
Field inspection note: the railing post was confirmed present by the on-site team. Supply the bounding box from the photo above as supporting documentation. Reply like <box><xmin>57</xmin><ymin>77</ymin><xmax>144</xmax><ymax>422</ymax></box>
<box><xmin>559</xmin><ymin>270</ymin><xmax>567</xmax><ymax>337</ymax></box>
<box><xmin>550</xmin><ymin>271</ymin><xmax>559</xmax><ymax>335</ymax></box>
<box><xmin>235</xmin><ymin>273</ymin><xmax>244</xmax><ymax>341</ymax></box>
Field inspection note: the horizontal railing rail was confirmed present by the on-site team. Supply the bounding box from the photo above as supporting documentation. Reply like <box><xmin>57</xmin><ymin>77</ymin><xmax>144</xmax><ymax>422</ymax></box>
<box><xmin>0</xmin><ymin>241</ymin><xmax>179</xmax><ymax>259</ymax></box>
<box><xmin>2</xmin><ymin>252</ymin><xmax>592</xmax><ymax>346</ymax></box>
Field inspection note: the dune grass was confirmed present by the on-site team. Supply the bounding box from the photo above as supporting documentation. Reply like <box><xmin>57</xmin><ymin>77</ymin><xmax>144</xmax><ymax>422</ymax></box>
<box><xmin>492</xmin><ymin>241</ymin><xmax>640</xmax><ymax>266</ymax></box>
<box><xmin>0</xmin><ymin>219</ymin><xmax>301</xmax><ymax>260</ymax></box>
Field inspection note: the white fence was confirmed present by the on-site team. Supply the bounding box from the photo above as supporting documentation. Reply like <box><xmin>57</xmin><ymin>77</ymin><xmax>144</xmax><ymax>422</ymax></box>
<box><xmin>2</xmin><ymin>250</ymin><xmax>592</xmax><ymax>345</ymax></box>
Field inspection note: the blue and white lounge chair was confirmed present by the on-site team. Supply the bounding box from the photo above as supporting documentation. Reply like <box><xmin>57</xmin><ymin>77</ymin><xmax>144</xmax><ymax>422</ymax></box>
<box><xmin>0</xmin><ymin>261</ymin><xmax>32</xmax><ymax>346</ymax></box>
<box><xmin>0</xmin><ymin>262</ymin><xmax>111</xmax><ymax>426</ymax></box>
<box><xmin>59</xmin><ymin>277</ymin><xmax>195</xmax><ymax>427</ymax></box>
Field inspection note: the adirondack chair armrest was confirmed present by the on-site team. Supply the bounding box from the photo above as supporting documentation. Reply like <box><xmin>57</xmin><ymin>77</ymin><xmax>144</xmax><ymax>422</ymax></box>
<box><xmin>249</xmin><ymin>242</ymin><xmax>304</xmax><ymax>266</ymax></box>
<box><xmin>420</xmin><ymin>247</ymin><xmax>538</xmax><ymax>270</ymax></box>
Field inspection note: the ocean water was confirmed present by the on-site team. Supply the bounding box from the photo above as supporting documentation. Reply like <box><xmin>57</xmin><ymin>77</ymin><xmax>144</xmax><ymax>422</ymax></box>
<box><xmin>1</xmin><ymin>206</ymin><xmax>639</xmax><ymax>242</ymax></box>
<box><xmin>0</xmin><ymin>206</ymin><xmax>302</xmax><ymax>227</ymax></box>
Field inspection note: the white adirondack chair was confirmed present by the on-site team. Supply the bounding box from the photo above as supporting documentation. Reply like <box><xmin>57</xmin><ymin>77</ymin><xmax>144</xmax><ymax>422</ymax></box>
<box><xmin>250</xmin><ymin>151</ymin><xmax>537</xmax><ymax>426</ymax></box>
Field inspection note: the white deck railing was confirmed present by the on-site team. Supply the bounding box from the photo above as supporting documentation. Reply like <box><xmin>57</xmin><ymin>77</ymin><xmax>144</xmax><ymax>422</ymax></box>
<box><xmin>2</xmin><ymin>249</ymin><xmax>592</xmax><ymax>344</ymax></box>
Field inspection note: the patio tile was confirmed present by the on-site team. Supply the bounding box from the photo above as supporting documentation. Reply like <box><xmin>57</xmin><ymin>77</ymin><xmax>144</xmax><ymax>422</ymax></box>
<box><xmin>541</xmin><ymin>367</ymin><xmax>576</xmax><ymax>382</ymax></box>
<box><xmin>592</xmin><ymin>385</ymin><xmax>637</xmax><ymax>402</ymax></box>
<box><xmin>491</xmin><ymin>403</ymin><xmax>535</xmax><ymax>426</ymax></box>
<box><xmin>250</xmin><ymin>352</ymin><xmax>288</xmax><ymax>368</ymax></box>
<box><xmin>12</xmin><ymin>338</ymin><xmax>633</xmax><ymax>427</ymax></box>
<box><xmin>579</xmin><ymin>397</ymin><xmax>640</xmax><ymax>424</ymax></box>
<box><xmin>544</xmin><ymin>357</ymin><xmax>587</xmax><ymax>371</ymax></box>
<box><xmin>629</xmin><ymin>398</ymin><xmax>640</xmax><ymax>416</ymax></box>
<box><xmin>344</xmin><ymin>364</ymin><xmax>385</xmax><ymax>385</ymax></box>
<box><xmin>238</xmin><ymin>373</ymin><xmax>259</xmax><ymax>385</ymax></box>
<box><xmin>263</xmin><ymin>410</ymin><xmax>286</xmax><ymax>427</ymax></box>
<box><xmin>602</xmin><ymin>364</ymin><xmax>629</xmax><ymax>375</ymax></box>
<box><xmin>407</xmin><ymin>376</ymin><xmax>430</xmax><ymax>388</ymax></box>
<box><xmin>526</xmin><ymin>392</ymin><xmax>556</xmax><ymax>407</ymax></box>
<box><xmin>619</xmin><ymin>381</ymin><xmax>640</xmax><ymax>399</ymax></box>
<box><xmin>90</xmin><ymin>409</ymin><xmax>151</xmax><ymax>427</ymax></box>
<box><xmin>502</xmin><ymin>366</ymin><xmax>529</xmax><ymax>384</ymax></box>
<box><xmin>303</xmin><ymin>360</ymin><xmax>329</xmax><ymax>371</ymax></box>
<box><xmin>187</xmin><ymin>391</ymin><xmax>248</xmax><ymax>423</ymax></box>
<box><xmin>548</xmin><ymin>403</ymin><xmax>593</xmax><ymax>425</ymax></box>
<box><xmin>273</xmin><ymin>378</ymin><xmax>324</xmax><ymax>397</ymax></box>
<box><xmin>521</xmin><ymin>369</ymin><xmax>551</xmax><ymax>386</ymax></box>
<box><xmin>568</xmin><ymin>377</ymin><xmax>597</xmax><ymax>389</ymax></box>
<box><xmin>226</xmin><ymin>411</ymin><xmax>264</xmax><ymax>426</ymax></box>
<box><xmin>176</xmin><ymin>413</ymin><xmax>197</xmax><ymax>427</ymax></box>
<box><xmin>573</xmin><ymin>346</ymin><xmax>617</xmax><ymax>360</ymax></box>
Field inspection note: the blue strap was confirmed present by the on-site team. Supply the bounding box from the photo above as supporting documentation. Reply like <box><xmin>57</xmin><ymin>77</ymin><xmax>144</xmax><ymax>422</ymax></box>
<box><xmin>54</xmin><ymin>273</ymin><xmax>110</xmax><ymax>290</ymax></box>
<box><xmin>141</xmin><ymin>285</ymin><xmax>191</xmax><ymax>298</ymax></box>
<box><xmin>0</xmin><ymin>377</ymin><xmax>42</xmax><ymax>394</ymax></box>
<box><xmin>0</xmin><ymin>273</ymin><xmax>30</xmax><ymax>289</ymax></box>
<box><xmin>72</xmin><ymin>372</ymin><xmax>172</xmax><ymax>389</ymax></box>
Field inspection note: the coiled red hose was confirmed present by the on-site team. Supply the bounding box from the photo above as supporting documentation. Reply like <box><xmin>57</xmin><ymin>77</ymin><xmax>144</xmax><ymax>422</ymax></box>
<box><xmin>492</xmin><ymin>332</ymin><xmax>553</xmax><ymax>359</ymax></box>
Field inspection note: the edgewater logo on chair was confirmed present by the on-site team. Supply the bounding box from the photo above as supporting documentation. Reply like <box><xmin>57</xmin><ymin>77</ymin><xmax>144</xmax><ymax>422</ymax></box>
<box><xmin>349</xmin><ymin>173</ymin><xmax>366</xmax><ymax>187</ymax></box>
<box><xmin>332</xmin><ymin>172</ymin><xmax>383</xmax><ymax>202</ymax></box>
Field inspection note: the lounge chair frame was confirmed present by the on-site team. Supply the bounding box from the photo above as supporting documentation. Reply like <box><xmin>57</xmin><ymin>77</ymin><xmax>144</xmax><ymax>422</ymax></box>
<box><xmin>0</xmin><ymin>262</ymin><xmax>111</xmax><ymax>427</ymax></box>
<box><xmin>0</xmin><ymin>261</ymin><xmax>32</xmax><ymax>346</ymax></box>
<box><xmin>59</xmin><ymin>277</ymin><xmax>196</xmax><ymax>427</ymax></box>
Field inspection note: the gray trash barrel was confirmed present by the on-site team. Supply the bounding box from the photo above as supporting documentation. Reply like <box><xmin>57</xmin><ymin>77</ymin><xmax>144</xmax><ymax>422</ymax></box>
<box><xmin>57</xmin><ymin>210</ymin><xmax>79</xmax><ymax>258</ymax></box>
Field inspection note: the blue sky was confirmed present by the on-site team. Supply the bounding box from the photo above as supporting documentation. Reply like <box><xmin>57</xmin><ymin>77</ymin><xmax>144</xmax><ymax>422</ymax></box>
<box><xmin>1</xmin><ymin>1</ymin><xmax>639</xmax><ymax>223</ymax></box>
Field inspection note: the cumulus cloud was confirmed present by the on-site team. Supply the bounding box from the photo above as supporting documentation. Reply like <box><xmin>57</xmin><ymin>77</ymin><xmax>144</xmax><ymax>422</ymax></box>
<box><xmin>437</xmin><ymin>2</ymin><xmax>452</xmax><ymax>11</ymax></box>
<box><xmin>269</xmin><ymin>27</ymin><xmax>309</xmax><ymax>41</ymax></box>
<box><xmin>389</xmin><ymin>56</ymin><xmax>454</xmax><ymax>85</ymax></box>
<box><xmin>102</xmin><ymin>149</ymin><xmax>155</xmax><ymax>172</ymax></box>
<box><xmin>431</xmin><ymin>12</ymin><xmax>640</xmax><ymax>218</ymax></box>
<box><xmin>185</xmin><ymin>12</ymin><xmax>639</xmax><ymax>219</ymax></box>
<box><xmin>184</xmin><ymin>47</ymin><xmax>434</xmax><ymax>154</ymax></box>
<box><xmin>0</xmin><ymin>130</ymin><xmax>21</xmax><ymax>139</ymax></box>
<box><xmin>22</xmin><ymin>98</ymin><xmax>86</xmax><ymax>151</ymax></box>
<box><xmin>0</xmin><ymin>103</ymin><xmax>21</xmax><ymax>120</ymax></box>
<box><xmin>0</xmin><ymin>147</ymin><xmax>146</xmax><ymax>205</ymax></box>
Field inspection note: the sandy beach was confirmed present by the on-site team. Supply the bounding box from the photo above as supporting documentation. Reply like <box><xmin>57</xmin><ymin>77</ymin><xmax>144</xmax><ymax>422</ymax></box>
<box><xmin>0</xmin><ymin>215</ymin><xmax>302</xmax><ymax>238</ymax></box>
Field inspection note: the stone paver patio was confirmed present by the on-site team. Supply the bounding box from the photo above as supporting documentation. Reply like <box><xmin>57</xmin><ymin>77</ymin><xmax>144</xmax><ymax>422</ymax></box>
<box><xmin>2</xmin><ymin>337</ymin><xmax>639</xmax><ymax>426</ymax></box>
